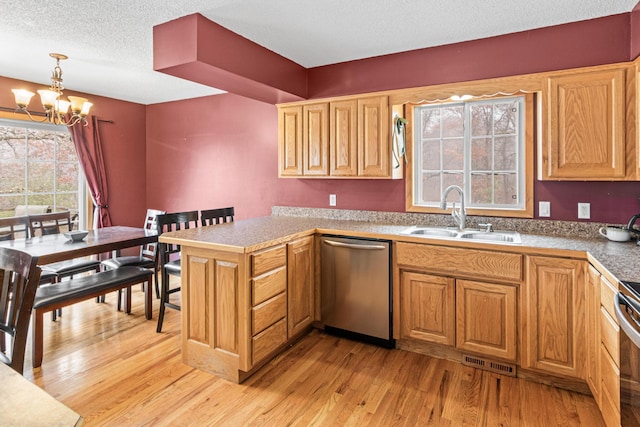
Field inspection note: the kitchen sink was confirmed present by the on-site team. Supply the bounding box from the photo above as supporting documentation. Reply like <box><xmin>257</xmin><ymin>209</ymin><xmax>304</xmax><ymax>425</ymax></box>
<box><xmin>400</xmin><ymin>226</ymin><xmax>521</xmax><ymax>244</ymax></box>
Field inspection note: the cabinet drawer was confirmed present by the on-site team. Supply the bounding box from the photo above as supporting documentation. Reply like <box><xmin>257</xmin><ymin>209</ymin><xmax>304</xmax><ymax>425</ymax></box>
<box><xmin>252</xmin><ymin>266</ymin><xmax>287</xmax><ymax>306</ymax></box>
<box><xmin>600</xmin><ymin>276</ymin><xmax>618</xmax><ymax>319</ymax></box>
<box><xmin>600</xmin><ymin>343</ymin><xmax>621</xmax><ymax>426</ymax></box>
<box><xmin>252</xmin><ymin>318</ymin><xmax>287</xmax><ymax>363</ymax></box>
<box><xmin>396</xmin><ymin>242</ymin><xmax>522</xmax><ymax>282</ymax></box>
<box><xmin>252</xmin><ymin>292</ymin><xmax>286</xmax><ymax>335</ymax></box>
<box><xmin>600</xmin><ymin>306</ymin><xmax>620</xmax><ymax>365</ymax></box>
<box><xmin>251</xmin><ymin>245</ymin><xmax>286</xmax><ymax>276</ymax></box>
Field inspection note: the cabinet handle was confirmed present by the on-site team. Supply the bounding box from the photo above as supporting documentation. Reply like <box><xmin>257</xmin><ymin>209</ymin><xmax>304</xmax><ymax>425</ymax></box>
<box><xmin>322</xmin><ymin>239</ymin><xmax>386</xmax><ymax>250</ymax></box>
<box><xmin>615</xmin><ymin>292</ymin><xmax>640</xmax><ymax>348</ymax></box>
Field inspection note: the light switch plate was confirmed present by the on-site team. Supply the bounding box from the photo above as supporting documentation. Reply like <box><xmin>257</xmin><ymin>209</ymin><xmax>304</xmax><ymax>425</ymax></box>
<box><xmin>539</xmin><ymin>201</ymin><xmax>551</xmax><ymax>217</ymax></box>
<box><xmin>329</xmin><ymin>194</ymin><xmax>337</xmax><ymax>206</ymax></box>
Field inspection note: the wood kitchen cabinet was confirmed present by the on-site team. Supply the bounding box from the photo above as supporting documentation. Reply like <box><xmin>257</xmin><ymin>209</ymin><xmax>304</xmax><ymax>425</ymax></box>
<box><xmin>287</xmin><ymin>235</ymin><xmax>315</xmax><ymax>337</ymax></box>
<box><xmin>278</xmin><ymin>95</ymin><xmax>398</xmax><ymax>178</ymax></box>
<box><xmin>456</xmin><ymin>279</ymin><xmax>517</xmax><ymax>361</ymax></box>
<box><xmin>179</xmin><ymin>234</ymin><xmax>316</xmax><ymax>383</ymax></box>
<box><xmin>540</xmin><ymin>66</ymin><xmax>627</xmax><ymax>180</ymax></box>
<box><xmin>400</xmin><ymin>271</ymin><xmax>455</xmax><ymax>346</ymax></box>
<box><xmin>586</xmin><ymin>265</ymin><xmax>602</xmax><ymax>406</ymax></box>
<box><xmin>396</xmin><ymin>242</ymin><xmax>521</xmax><ymax>363</ymax></box>
<box><xmin>522</xmin><ymin>256</ymin><xmax>587</xmax><ymax>379</ymax></box>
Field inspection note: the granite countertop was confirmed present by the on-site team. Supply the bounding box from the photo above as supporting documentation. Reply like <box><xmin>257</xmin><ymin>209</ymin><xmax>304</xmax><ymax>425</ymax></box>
<box><xmin>160</xmin><ymin>215</ymin><xmax>640</xmax><ymax>285</ymax></box>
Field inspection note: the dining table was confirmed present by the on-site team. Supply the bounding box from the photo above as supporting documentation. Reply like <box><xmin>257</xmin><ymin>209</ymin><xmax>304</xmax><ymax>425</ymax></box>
<box><xmin>0</xmin><ymin>225</ymin><xmax>158</xmax><ymax>319</ymax></box>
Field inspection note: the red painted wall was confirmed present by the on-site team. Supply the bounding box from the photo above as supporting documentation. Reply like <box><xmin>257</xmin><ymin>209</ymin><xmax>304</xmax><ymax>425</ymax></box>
<box><xmin>0</xmin><ymin>76</ymin><xmax>147</xmax><ymax>228</ymax></box>
<box><xmin>144</xmin><ymin>12</ymin><xmax>640</xmax><ymax>225</ymax></box>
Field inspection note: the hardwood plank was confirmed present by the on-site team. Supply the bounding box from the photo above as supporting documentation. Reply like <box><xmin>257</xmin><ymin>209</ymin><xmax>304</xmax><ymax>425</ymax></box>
<box><xmin>18</xmin><ymin>287</ymin><xmax>606</xmax><ymax>426</ymax></box>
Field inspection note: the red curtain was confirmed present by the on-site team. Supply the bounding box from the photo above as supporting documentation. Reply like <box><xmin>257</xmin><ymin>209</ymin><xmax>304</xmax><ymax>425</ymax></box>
<box><xmin>69</xmin><ymin>116</ymin><xmax>112</xmax><ymax>228</ymax></box>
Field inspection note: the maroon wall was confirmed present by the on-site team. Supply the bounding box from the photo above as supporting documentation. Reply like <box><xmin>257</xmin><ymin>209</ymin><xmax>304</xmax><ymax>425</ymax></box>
<box><xmin>144</xmin><ymin>12</ymin><xmax>640</xmax><ymax>225</ymax></box>
<box><xmin>0</xmin><ymin>76</ymin><xmax>147</xmax><ymax>228</ymax></box>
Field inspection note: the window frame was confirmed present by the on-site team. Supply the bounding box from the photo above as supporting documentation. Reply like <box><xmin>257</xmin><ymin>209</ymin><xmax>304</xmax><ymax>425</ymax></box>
<box><xmin>0</xmin><ymin>115</ymin><xmax>89</xmax><ymax>228</ymax></box>
<box><xmin>405</xmin><ymin>93</ymin><xmax>535</xmax><ymax>218</ymax></box>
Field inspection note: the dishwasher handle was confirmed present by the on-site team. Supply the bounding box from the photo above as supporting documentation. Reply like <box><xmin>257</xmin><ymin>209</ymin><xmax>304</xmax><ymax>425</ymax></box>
<box><xmin>322</xmin><ymin>239</ymin><xmax>387</xmax><ymax>250</ymax></box>
<box><xmin>615</xmin><ymin>292</ymin><xmax>640</xmax><ymax>349</ymax></box>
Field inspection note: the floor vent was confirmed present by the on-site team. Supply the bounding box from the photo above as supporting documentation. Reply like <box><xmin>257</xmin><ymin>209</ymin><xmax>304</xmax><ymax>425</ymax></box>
<box><xmin>462</xmin><ymin>354</ymin><xmax>517</xmax><ymax>377</ymax></box>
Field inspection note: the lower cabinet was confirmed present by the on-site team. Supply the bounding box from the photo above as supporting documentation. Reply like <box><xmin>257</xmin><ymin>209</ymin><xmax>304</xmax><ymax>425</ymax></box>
<box><xmin>400</xmin><ymin>271</ymin><xmax>455</xmax><ymax>346</ymax></box>
<box><xmin>456</xmin><ymin>279</ymin><xmax>517</xmax><ymax>361</ymax></box>
<box><xmin>180</xmin><ymin>235</ymin><xmax>316</xmax><ymax>383</ymax></box>
<box><xmin>398</xmin><ymin>270</ymin><xmax>518</xmax><ymax>362</ymax></box>
<box><xmin>521</xmin><ymin>256</ymin><xmax>587</xmax><ymax>379</ymax></box>
<box><xmin>287</xmin><ymin>235</ymin><xmax>315</xmax><ymax>337</ymax></box>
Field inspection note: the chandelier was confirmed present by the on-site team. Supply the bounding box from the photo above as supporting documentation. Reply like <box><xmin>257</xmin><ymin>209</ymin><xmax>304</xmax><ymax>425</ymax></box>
<box><xmin>11</xmin><ymin>53</ymin><xmax>93</xmax><ymax>127</ymax></box>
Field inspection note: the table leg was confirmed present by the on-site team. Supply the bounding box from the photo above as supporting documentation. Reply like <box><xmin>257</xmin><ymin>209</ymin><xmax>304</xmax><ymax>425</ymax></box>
<box><xmin>145</xmin><ymin>278</ymin><xmax>152</xmax><ymax>320</ymax></box>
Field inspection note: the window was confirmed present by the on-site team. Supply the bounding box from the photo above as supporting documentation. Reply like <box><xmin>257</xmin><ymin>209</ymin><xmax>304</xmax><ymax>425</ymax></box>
<box><xmin>408</xmin><ymin>94</ymin><xmax>533</xmax><ymax>218</ymax></box>
<box><xmin>0</xmin><ymin>118</ymin><xmax>87</xmax><ymax>227</ymax></box>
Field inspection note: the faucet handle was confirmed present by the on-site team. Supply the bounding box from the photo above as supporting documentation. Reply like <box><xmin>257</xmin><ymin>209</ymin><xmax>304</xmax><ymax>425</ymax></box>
<box><xmin>478</xmin><ymin>223</ymin><xmax>493</xmax><ymax>232</ymax></box>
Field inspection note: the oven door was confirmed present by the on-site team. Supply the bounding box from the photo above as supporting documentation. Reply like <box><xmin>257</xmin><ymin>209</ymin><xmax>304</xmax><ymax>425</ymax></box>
<box><xmin>615</xmin><ymin>291</ymin><xmax>640</xmax><ymax>425</ymax></box>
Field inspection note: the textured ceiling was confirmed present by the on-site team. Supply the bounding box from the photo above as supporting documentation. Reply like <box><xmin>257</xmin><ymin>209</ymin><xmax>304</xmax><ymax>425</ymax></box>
<box><xmin>0</xmin><ymin>0</ymin><xmax>637</xmax><ymax>105</ymax></box>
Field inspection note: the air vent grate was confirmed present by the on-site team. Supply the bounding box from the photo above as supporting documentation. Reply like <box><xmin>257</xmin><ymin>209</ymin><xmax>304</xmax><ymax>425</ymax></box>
<box><xmin>462</xmin><ymin>354</ymin><xmax>516</xmax><ymax>377</ymax></box>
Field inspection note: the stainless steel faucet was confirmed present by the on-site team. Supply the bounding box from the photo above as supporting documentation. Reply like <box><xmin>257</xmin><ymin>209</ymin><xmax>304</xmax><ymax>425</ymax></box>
<box><xmin>440</xmin><ymin>185</ymin><xmax>466</xmax><ymax>230</ymax></box>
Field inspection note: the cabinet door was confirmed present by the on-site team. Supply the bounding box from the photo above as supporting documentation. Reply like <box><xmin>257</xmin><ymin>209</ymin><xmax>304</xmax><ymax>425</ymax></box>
<box><xmin>456</xmin><ymin>279</ymin><xmax>517</xmax><ymax>361</ymax></box>
<box><xmin>400</xmin><ymin>271</ymin><xmax>455</xmax><ymax>346</ymax></box>
<box><xmin>358</xmin><ymin>96</ymin><xmax>389</xmax><ymax>177</ymax></box>
<box><xmin>303</xmin><ymin>103</ymin><xmax>329</xmax><ymax>176</ymax></box>
<box><xmin>278</xmin><ymin>105</ymin><xmax>303</xmax><ymax>176</ymax></box>
<box><xmin>523</xmin><ymin>256</ymin><xmax>587</xmax><ymax>379</ymax></box>
<box><xmin>287</xmin><ymin>235</ymin><xmax>315</xmax><ymax>337</ymax></box>
<box><xmin>542</xmin><ymin>68</ymin><xmax>626</xmax><ymax>180</ymax></box>
<box><xmin>330</xmin><ymin>99</ymin><xmax>358</xmax><ymax>176</ymax></box>
<box><xmin>586</xmin><ymin>265</ymin><xmax>601</xmax><ymax>405</ymax></box>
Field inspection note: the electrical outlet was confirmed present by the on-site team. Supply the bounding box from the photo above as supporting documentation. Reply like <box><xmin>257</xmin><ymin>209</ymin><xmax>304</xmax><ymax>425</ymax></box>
<box><xmin>578</xmin><ymin>202</ymin><xmax>590</xmax><ymax>219</ymax></box>
<box><xmin>539</xmin><ymin>201</ymin><xmax>551</xmax><ymax>217</ymax></box>
<box><xmin>329</xmin><ymin>194</ymin><xmax>337</xmax><ymax>207</ymax></box>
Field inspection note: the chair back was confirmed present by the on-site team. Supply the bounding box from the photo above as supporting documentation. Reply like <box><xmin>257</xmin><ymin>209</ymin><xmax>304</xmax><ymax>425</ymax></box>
<box><xmin>0</xmin><ymin>247</ymin><xmax>41</xmax><ymax>373</ymax></box>
<box><xmin>140</xmin><ymin>209</ymin><xmax>165</xmax><ymax>262</ymax></box>
<box><xmin>0</xmin><ymin>216</ymin><xmax>30</xmax><ymax>241</ymax></box>
<box><xmin>156</xmin><ymin>211</ymin><xmax>199</xmax><ymax>262</ymax></box>
<box><xmin>28</xmin><ymin>211</ymin><xmax>73</xmax><ymax>237</ymax></box>
<box><xmin>201</xmin><ymin>207</ymin><xmax>235</xmax><ymax>226</ymax></box>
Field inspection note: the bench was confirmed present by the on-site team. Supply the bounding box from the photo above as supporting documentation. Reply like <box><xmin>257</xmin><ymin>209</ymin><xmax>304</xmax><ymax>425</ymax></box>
<box><xmin>31</xmin><ymin>266</ymin><xmax>153</xmax><ymax>368</ymax></box>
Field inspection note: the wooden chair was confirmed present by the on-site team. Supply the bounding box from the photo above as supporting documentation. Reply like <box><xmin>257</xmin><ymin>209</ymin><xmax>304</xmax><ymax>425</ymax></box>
<box><xmin>200</xmin><ymin>207</ymin><xmax>235</xmax><ymax>226</ymax></box>
<box><xmin>156</xmin><ymin>211</ymin><xmax>199</xmax><ymax>333</ymax></box>
<box><xmin>0</xmin><ymin>216</ymin><xmax>30</xmax><ymax>241</ymax></box>
<box><xmin>0</xmin><ymin>247</ymin><xmax>41</xmax><ymax>373</ymax></box>
<box><xmin>101</xmin><ymin>208</ymin><xmax>165</xmax><ymax>305</ymax></box>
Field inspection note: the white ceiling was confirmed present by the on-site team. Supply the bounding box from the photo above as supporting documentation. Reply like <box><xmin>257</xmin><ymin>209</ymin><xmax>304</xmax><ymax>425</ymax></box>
<box><xmin>0</xmin><ymin>0</ymin><xmax>637</xmax><ymax>105</ymax></box>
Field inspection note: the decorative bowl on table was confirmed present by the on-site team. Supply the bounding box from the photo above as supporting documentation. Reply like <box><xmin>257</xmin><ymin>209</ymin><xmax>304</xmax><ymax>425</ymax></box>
<box><xmin>63</xmin><ymin>230</ymin><xmax>88</xmax><ymax>242</ymax></box>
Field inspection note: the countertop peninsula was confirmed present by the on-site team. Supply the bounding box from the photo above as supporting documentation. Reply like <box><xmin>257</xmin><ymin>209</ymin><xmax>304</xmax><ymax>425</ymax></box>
<box><xmin>159</xmin><ymin>215</ymin><xmax>640</xmax><ymax>285</ymax></box>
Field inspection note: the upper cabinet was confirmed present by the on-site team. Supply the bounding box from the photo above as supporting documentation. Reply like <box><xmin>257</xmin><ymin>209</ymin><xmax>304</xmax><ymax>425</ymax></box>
<box><xmin>278</xmin><ymin>95</ymin><xmax>401</xmax><ymax>179</ymax></box>
<box><xmin>540</xmin><ymin>65</ymin><xmax>629</xmax><ymax>180</ymax></box>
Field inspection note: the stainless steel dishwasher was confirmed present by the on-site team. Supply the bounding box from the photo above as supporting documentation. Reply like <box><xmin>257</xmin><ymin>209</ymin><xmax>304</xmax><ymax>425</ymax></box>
<box><xmin>320</xmin><ymin>235</ymin><xmax>394</xmax><ymax>348</ymax></box>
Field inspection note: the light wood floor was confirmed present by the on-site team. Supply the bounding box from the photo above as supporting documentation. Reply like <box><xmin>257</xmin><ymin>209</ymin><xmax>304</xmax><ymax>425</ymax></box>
<box><xmin>20</xmin><ymin>287</ymin><xmax>605</xmax><ymax>426</ymax></box>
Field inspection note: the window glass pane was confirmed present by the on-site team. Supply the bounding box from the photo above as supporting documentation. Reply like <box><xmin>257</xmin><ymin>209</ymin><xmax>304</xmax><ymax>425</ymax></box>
<box><xmin>56</xmin><ymin>193</ymin><xmax>78</xmax><ymax>211</ymax></box>
<box><xmin>421</xmin><ymin>172</ymin><xmax>441</xmax><ymax>202</ymax></box>
<box><xmin>0</xmin><ymin>195</ymin><xmax>25</xmax><ymax>217</ymax></box>
<box><xmin>28</xmin><ymin>129</ymin><xmax>55</xmax><ymax>161</ymax></box>
<box><xmin>27</xmin><ymin>194</ymin><xmax>54</xmax><ymax>207</ymax></box>
<box><xmin>421</xmin><ymin>140</ymin><xmax>440</xmax><ymax>170</ymax></box>
<box><xmin>471</xmin><ymin>138</ymin><xmax>492</xmax><ymax>170</ymax></box>
<box><xmin>494</xmin><ymin>173</ymin><xmax>518</xmax><ymax>205</ymax></box>
<box><xmin>57</xmin><ymin>163</ymin><xmax>80</xmax><ymax>191</ymax></box>
<box><xmin>494</xmin><ymin>102</ymin><xmax>518</xmax><ymax>135</ymax></box>
<box><xmin>442</xmin><ymin>106</ymin><xmax>464</xmax><ymax>137</ymax></box>
<box><xmin>28</xmin><ymin>162</ymin><xmax>55</xmax><ymax>193</ymax></box>
<box><xmin>0</xmin><ymin>162</ymin><xmax>26</xmax><ymax>194</ymax></box>
<box><xmin>494</xmin><ymin>136</ymin><xmax>517</xmax><ymax>170</ymax></box>
<box><xmin>421</xmin><ymin>109</ymin><xmax>440</xmax><ymax>138</ymax></box>
<box><xmin>471</xmin><ymin>104</ymin><xmax>493</xmax><ymax>137</ymax></box>
<box><xmin>443</xmin><ymin>138</ymin><xmax>464</xmax><ymax>170</ymax></box>
<box><xmin>0</xmin><ymin>127</ymin><xmax>26</xmax><ymax>160</ymax></box>
<box><xmin>56</xmin><ymin>133</ymin><xmax>76</xmax><ymax>162</ymax></box>
<box><xmin>470</xmin><ymin>174</ymin><xmax>492</xmax><ymax>204</ymax></box>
